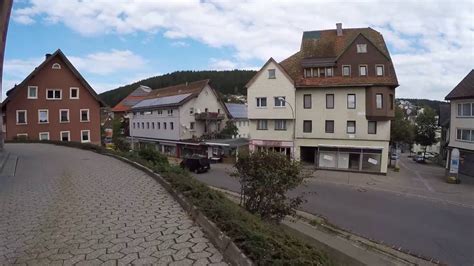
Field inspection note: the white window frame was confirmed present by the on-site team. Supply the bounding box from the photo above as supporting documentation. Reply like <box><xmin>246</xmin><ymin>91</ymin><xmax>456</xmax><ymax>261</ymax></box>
<box><xmin>342</xmin><ymin>65</ymin><xmax>351</xmax><ymax>77</ymax></box>
<box><xmin>38</xmin><ymin>109</ymin><xmax>49</xmax><ymax>124</ymax></box>
<box><xmin>168</xmin><ymin>109</ymin><xmax>173</xmax><ymax>116</ymax></box>
<box><xmin>347</xmin><ymin>121</ymin><xmax>356</xmax><ymax>134</ymax></box>
<box><xmin>274</xmin><ymin>119</ymin><xmax>287</xmax><ymax>131</ymax></box>
<box><xmin>456</xmin><ymin>128</ymin><xmax>474</xmax><ymax>142</ymax></box>
<box><xmin>46</xmin><ymin>89</ymin><xmax>62</xmax><ymax>100</ymax></box>
<box><xmin>268</xmin><ymin>69</ymin><xmax>276</xmax><ymax>79</ymax></box>
<box><xmin>457</xmin><ymin>102</ymin><xmax>474</xmax><ymax>117</ymax></box>
<box><xmin>357</xmin><ymin>44</ymin><xmax>367</xmax><ymax>53</ymax></box>
<box><xmin>27</xmin><ymin>86</ymin><xmax>38</xmax><ymax>99</ymax></box>
<box><xmin>80</xmin><ymin>109</ymin><xmax>90</xmax><ymax>122</ymax></box>
<box><xmin>70</xmin><ymin>87</ymin><xmax>79</xmax><ymax>99</ymax></box>
<box><xmin>274</xmin><ymin>96</ymin><xmax>286</xmax><ymax>108</ymax></box>
<box><xmin>375</xmin><ymin>65</ymin><xmax>384</xmax><ymax>76</ymax></box>
<box><xmin>60</xmin><ymin>131</ymin><xmax>70</xmax><ymax>142</ymax></box>
<box><xmin>39</xmin><ymin>132</ymin><xmax>50</xmax><ymax>141</ymax></box>
<box><xmin>52</xmin><ymin>63</ymin><xmax>61</xmax><ymax>69</ymax></box>
<box><xmin>326</xmin><ymin>67</ymin><xmax>333</xmax><ymax>77</ymax></box>
<box><xmin>81</xmin><ymin>130</ymin><xmax>91</xmax><ymax>143</ymax></box>
<box><xmin>16</xmin><ymin>110</ymin><xmax>27</xmax><ymax>125</ymax></box>
<box><xmin>16</xmin><ymin>133</ymin><xmax>28</xmax><ymax>138</ymax></box>
<box><xmin>256</xmin><ymin>97</ymin><xmax>267</xmax><ymax>108</ymax></box>
<box><xmin>376</xmin><ymin>94</ymin><xmax>383</xmax><ymax>109</ymax></box>
<box><xmin>359</xmin><ymin>65</ymin><xmax>368</xmax><ymax>76</ymax></box>
<box><xmin>257</xmin><ymin>119</ymin><xmax>268</xmax><ymax>130</ymax></box>
<box><xmin>347</xmin><ymin>94</ymin><xmax>356</xmax><ymax>109</ymax></box>
<box><xmin>59</xmin><ymin>109</ymin><xmax>70</xmax><ymax>123</ymax></box>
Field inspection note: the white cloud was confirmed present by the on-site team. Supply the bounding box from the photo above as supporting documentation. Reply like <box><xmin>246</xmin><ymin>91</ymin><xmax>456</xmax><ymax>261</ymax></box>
<box><xmin>170</xmin><ymin>41</ymin><xmax>189</xmax><ymax>47</ymax></box>
<box><xmin>11</xmin><ymin>0</ymin><xmax>474</xmax><ymax>99</ymax></box>
<box><xmin>209</xmin><ymin>58</ymin><xmax>259</xmax><ymax>71</ymax></box>
<box><xmin>68</xmin><ymin>49</ymin><xmax>147</xmax><ymax>75</ymax></box>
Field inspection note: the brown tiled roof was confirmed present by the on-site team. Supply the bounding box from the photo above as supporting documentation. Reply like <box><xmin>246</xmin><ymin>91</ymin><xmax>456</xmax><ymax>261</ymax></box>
<box><xmin>111</xmin><ymin>85</ymin><xmax>151</xmax><ymax>112</ymax></box>
<box><xmin>279</xmin><ymin>27</ymin><xmax>398</xmax><ymax>88</ymax></box>
<box><xmin>147</xmin><ymin>79</ymin><xmax>209</xmax><ymax>99</ymax></box>
<box><xmin>445</xmin><ymin>70</ymin><xmax>474</xmax><ymax>100</ymax></box>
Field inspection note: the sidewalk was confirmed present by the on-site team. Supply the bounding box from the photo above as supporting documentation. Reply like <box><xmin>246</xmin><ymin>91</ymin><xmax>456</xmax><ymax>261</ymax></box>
<box><xmin>309</xmin><ymin>154</ymin><xmax>474</xmax><ymax>209</ymax></box>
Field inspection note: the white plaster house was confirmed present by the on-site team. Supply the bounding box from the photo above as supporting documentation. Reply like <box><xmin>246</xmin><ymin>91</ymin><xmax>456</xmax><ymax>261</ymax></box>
<box><xmin>246</xmin><ymin>24</ymin><xmax>399</xmax><ymax>173</ymax></box>
<box><xmin>129</xmin><ymin>80</ymin><xmax>229</xmax><ymax>157</ymax></box>
<box><xmin>225</xmin><ymin>103</ymin><xmax>249</xmax><ymax>138</ymax></box>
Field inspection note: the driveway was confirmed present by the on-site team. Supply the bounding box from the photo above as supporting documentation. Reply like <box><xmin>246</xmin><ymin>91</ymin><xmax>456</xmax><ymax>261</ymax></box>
<box><xmin>193</xmin><ymin>160</ymin><xmax>474</xmax><ymax>266</ymax></box>
<box><xmin>0</xmin><ymin>144</ymin><xmax>226</xmax><ymax>265</ymax></box>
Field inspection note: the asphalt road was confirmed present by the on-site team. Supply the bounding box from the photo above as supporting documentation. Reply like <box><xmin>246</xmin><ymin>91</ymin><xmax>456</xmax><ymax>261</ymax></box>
<box><xmin>193</xmin><ymin>164</ymin><xmax>474</xmax><ymax>266</ymax></box>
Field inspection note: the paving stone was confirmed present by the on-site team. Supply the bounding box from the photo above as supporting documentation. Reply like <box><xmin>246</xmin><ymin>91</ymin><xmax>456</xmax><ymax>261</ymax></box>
<box><xmin>119</xmin><ymin>245</ymin><xmax>143</xmax><ymax>255</ymax></box>
<box><xmin>191</xmin><ymin>242</ymin><xmax>208</xmax><ymax>253</ymax></box>
<box><xmin>117</xmin><ymin>253</ymin><xmax>138</xmax><ymax>265</ymax></box>
<box><xmin>172</xmin><ymin>242</ymin><xmax>195</xmax><ymax>251</ymax></box>
<box><xmin>173</xmin><ymin>248</ymin><xmax>191</xmax><ymax>261</ymax></box>
<box><xmin>187</xmin><ymin>251</ymin><xmax>212</xmax><ymax>260</ymax></box>
<box><xmin>63</xmin><ymin>254</ymin><xmax>86</xmax><ymax>266</ymax></box>
<box><xmin>151</xmin><ymin>248</ymin><xmax>176</xmax><ymax>258</ymax></box>
<box><xmin>99</xmin><ymin>252</ymin><xmax>124</xmax><ymax>261</ymax></box>
<box><xmin>170</xmin><ymin>258</ymin><xmax>194</xmax><ymax>266</ymax></box>
<box><xmin>85</xmin><ymin>248</ymin><xmax>107</xmax><ymax>260</ymax></box>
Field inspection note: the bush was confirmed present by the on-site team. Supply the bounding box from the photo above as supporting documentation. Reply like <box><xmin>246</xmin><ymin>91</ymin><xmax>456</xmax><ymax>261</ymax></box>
<box><xmin>234</xmin><ymin>151</ymin><xmax>306</xmax><ymax>223</ymax></box>
<box><xmin>137</xmin><ymin>148</ymin><xmax>169</xmax><ymax>170</ymax></box>
<box><xmin>113</xmin><ymin>137</ymin><xmax>130</xmax><ymax>152</ymax></box>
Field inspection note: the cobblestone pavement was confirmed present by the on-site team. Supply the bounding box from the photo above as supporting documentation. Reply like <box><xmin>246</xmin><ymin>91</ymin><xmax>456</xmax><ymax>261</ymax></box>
<box><xmin>0</xmin><ymin>144</ymin><xmax>227</xmax><ymax>266</ymax></box>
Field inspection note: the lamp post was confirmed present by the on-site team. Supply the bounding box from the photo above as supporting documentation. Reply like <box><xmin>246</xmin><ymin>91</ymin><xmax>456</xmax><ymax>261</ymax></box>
<box><xmin>277</xmin><ymin>97</ymin><xmax>295</xmax><ymax>159</ymax></box>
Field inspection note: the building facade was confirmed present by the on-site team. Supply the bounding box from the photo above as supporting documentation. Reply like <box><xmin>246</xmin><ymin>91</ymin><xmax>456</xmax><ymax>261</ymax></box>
<box><xmin>129</xmin><ymin>80</ymin><xmax>229</xmax><ymax>157</ymax></box>
<box><xmin>225</xmin><ymin>103</ymin><xmax>249</xmax><ymax>138</ymax></box>
<box><xmin>445</xmin><ymin>70</ymin><xmax>474</xmax><ymax>177</ymax></box>
<box><xmin>2</xmin><ymin>49</ymin><xmax>104</xmax><ymax>145</ymax></box>
<box><xmin>247</xmin><ymin>24</ymin><xmax>398</xmax><ymax>173</ymax></box>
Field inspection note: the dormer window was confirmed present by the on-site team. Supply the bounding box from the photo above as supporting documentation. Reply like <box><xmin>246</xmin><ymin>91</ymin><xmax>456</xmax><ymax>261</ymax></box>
<box><xmin>268</xmin><ymin>69</ymin><xmax>276</xmax><ymax>79</ymax></box>
<box><xmin>359</xmin><ymin>65</ymin><xmax>368</xmax><ymax>76</ymax></box>
<box><xmin>342</xmin><ymin>65</ymin><xmax>351</xmax><ymax>76</ymax></box>
<box><xmin>376</xmin><ymin>65</ymin><xmax>384</xmax><ymax>76</ymax></box>
<box><xmin>357</xmin><ymin>44</ymin><xmax>367</xmax><ymax>53</ymax></box>
<box><xmin>319</xmin><ymin>68</ymin><xmax>325</xmax><ymax>77</ymax></box>
<box><xmin>304</xmin><ymin>68</ymin><xmax>312</xmax><ymax>78</ymax></box>
<box><xmin>326</xmin><ymin>67</ymin><xmax>333</xmax><ymax>77</ymax></box>
<box><xmin>52</xmin><ymin>63</ymin><xmax>61</xmax><ymax>69</ymax></box>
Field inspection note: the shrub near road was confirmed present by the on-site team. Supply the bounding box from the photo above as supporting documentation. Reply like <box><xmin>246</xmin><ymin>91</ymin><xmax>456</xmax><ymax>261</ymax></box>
<box><xmin>7</xmin><ymin>140</ymin><xmax>329</xmax><ymax>265</ymax></box>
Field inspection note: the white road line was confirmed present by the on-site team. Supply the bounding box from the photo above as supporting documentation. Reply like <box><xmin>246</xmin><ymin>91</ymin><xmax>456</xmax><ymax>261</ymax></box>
<box><xmin>399</xmin><ymin>160</ymin><xmax>435</xmax><ymax>192</ymax></box>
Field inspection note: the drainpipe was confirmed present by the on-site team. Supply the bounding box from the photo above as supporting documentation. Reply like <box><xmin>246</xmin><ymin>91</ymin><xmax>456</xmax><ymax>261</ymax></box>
<box><xmin>0</xmin><ymin>0</ymin><xmax>13</xmax><ymax>151</ymax></box>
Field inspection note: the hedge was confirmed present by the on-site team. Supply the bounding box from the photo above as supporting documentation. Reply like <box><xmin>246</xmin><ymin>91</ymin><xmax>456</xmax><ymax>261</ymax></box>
<box><xmin>6</xmin><ymin>140</ymin><xmax>330</xmax><ymax>265</ymax></box>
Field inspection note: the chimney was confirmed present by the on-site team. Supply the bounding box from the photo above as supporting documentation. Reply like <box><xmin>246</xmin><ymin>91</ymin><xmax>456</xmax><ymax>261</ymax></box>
<box><xmin>45</xmin><ymin>53</ymin><xmax>52</xmax><ymax>60</ymax></box>
<box><xmin>336</xmin><ymin>23</ymin><xmax>343</xmax><ymax>36</ymax></box>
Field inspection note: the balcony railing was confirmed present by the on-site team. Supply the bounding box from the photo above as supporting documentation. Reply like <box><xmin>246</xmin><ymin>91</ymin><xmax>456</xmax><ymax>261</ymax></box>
<box><xmin>195</xmin><ymin>112</ymin><xmax>225</xmax><ymax>121</ymax></box>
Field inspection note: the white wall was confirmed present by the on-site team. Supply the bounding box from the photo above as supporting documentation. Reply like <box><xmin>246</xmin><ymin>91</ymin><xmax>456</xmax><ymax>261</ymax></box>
<box><xmin>234</xmin><ymin>119</ymin><xmax>249</xmax><ymax>138</ymax></box>
<box><xmin>129</xmin><ymin>108</ymin><xmax>180</xmax><ymax>140</ymax></box>
<box><xmin>449</xmin><ymin>99</ymin><xmax>474</xmax><ymax>151</ymax></box>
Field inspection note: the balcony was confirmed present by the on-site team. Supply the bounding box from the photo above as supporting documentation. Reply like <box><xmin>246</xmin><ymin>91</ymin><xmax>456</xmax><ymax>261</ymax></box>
<box><xmin>195</xmin><ymin>112</ymin><xmax>225</xmax><ymax>121</ymax></box>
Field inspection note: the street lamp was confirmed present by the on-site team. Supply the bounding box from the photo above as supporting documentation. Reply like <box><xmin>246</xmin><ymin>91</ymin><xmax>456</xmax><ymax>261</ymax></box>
<box><xmin>277</xmin><ymin>97</ymin><xmax>295</xmax><ymax>159</ymax></box>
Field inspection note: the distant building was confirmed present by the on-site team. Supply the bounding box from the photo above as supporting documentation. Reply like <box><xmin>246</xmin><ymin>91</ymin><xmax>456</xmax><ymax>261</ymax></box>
<box><xmin>247</xmin><ymin>23</ymin><xmax>398</xmax><ymax>173</ymax></box>
<box><xmin>2</xmin><ymin>49</ymin><xmax>105</xmax><ymax>144</ymax></box>
<box><xmin>225</xmin><ymin>103</ymin><xmax>249</xmax><ymax>138</ymax></box>
<box><xmin>111</xmin><ymin>85</ymin><xmax>152</xmax><ymax>117</ymax></box>
<box><xmin>129</xmin><ymin>79</ymin><xmax>229</xmax><ymax>157</ymax></box>
<box><xmin>445</xmin><ymin>70</ymin><xmax>474</xmax><ymax>177</ymax></box>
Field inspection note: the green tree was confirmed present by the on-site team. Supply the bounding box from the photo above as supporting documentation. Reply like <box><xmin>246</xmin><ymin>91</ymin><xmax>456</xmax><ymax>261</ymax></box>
<box><xmin>390</xmin><ymin>106</ymin><xmax>415</xmax><ymax>145</ymax></box>
<box><xmin>414</xmin><ymin>107</ymin><xmax>438</xmax><ymax>159</ymax></box>
<box><xmin>111</xmin><ymin>117</ymin><xmax>130</xmax><ymax>151</ymax></box>
<box><xmin>233</xmin><ymin>151</ymin><xmax>306</xmax><ymax>223</ymax></box>
<box><xmin>219</xmin><ymin>120</ymin><xmax>239</xmax><ymax>138</ymax></box>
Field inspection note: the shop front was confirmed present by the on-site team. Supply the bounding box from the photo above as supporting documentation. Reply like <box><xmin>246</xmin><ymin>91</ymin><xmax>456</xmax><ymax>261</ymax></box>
<box><xmin>317</xmin><ymin>146</ymin><xmax>383</xmax><ymax>172</ymax></box>
<box><xmin>249</xmin><ymin>139</ymin><xmax>294</xmax><ymax>158</ymax></box>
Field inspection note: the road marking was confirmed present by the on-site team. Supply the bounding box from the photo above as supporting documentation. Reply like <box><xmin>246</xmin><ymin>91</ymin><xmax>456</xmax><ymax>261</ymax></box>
<box><xmin>399</xmin><ymin>160</ymin><xmax>435</xmax><ymax>192</ymax></box>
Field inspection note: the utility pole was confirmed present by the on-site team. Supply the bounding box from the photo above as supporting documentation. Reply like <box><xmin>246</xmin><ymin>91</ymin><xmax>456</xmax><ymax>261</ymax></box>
<box><xmin>0</xmin><ymin>0</ymin><xmax>14</xmax><ymax>151</ymax></box>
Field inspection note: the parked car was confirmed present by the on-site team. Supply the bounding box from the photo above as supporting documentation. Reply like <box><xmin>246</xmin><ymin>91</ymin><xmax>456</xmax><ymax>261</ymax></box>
<box><xmin>180</xmin><ymin>155</ymin><xmax>210</xmax><ymax>173</ymax></box>
<box><xmin>414</xmin><ymin>154</ymin><xmax>426</xmax><ymax>163</ymax></box>
<box><xmin>390</xmin><ymin>153</ymin><xmax>399</xmax><ymax>160</ymax></box>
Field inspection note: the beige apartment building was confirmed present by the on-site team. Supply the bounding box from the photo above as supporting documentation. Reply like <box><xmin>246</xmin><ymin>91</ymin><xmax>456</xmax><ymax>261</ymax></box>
<box><xmin>247</xmin><ymin>24</ymin><xmax>398</xmax><ymax>173</ymax></box>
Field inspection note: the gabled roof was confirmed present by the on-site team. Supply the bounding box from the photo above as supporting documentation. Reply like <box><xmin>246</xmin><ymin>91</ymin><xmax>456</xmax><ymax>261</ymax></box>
<box><xmin>225</xmin><ymin>103</ymin><xmax>247</xmax><ymax>119</ymax></box>
<box><xmin>2</xmin><ymin>49</ymin><xmax>106</xmax><ymax>107</ymax></box>
<box><xmin>279</xmin><ymin>27</ymin><xmax>398</xmax><ymax>88</ymax></box>
<box><xmin>445</xmin><ymin>70</ymin><xmax>474</xmax><ymax>100</ymax></box>
<box><xmin>112</xmin><ymin>85</ymin><xmax>152</xmax><ymax>112</ymax></box>
<box><xmin>132</xmin><ymin>93</ymin><xmax>192</xmax><ymax>110</ymax></box>
<box><xmin>244</xmin><ymin>57</ymin><xmax>294</xmax><ymax>88</ymax></box>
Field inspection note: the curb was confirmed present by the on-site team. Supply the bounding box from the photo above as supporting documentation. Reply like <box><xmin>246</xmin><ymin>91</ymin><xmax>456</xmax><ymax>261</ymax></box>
<box><xmin>106</xmin><ymin>154</ymin><xmax>253</xmax><ymax>266</ymax></box>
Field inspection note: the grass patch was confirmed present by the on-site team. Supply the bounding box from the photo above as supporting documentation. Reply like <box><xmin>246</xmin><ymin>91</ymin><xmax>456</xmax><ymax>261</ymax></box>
<box><xmin>7</xmin><ymin>140</ymin><xmax>330</xmax><ymax>265</ymax></box>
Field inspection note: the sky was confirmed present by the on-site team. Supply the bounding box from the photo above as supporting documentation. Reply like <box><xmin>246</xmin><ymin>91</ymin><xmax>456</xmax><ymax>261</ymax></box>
<box><xmin>2</xmin><ymin>0</ymin><xmax>473</xmax><ymax>101</ymax></box>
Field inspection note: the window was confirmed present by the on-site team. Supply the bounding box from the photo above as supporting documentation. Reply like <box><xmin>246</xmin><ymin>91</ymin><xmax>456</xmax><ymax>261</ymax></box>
<box><xmin>268</xmin><ymin>69</ymin><xmax>276</xmax><ymax>79</ymax></box>
<box><xmin>389</xmin><ymin>94</ymin><xmax>394</xmax><ymax>110</ymax></box>
<box><xmin>60</xmin><ymin>131</ymin><xmax>70</xmax><ymax>142</ymax></box>
<box><xmin>81</xmin><ymin>130</ymin><xmax>90</xmax><ymax>143</ymax></box>
<box><xmin>376</xmin><ymin>65</ymin><xmax>384</xmax><ymax>76</ymax></box>
<box><xmin>256</xmin><ymin>97</ymin><xmax>267</xmax><ymax>108</ymax></box>
<box><xmin>274</xmin><ymin>120</ymin><xmax>287</xmax><ymax>130</ymax></box>
<box><xmin>28</xmin><ymin>86</ymin><xmax>38</xmax><ymax>99</ymax></box>
<box><xmin>190</xmin><ymin>122</ymin><xmax>195</xmax><ymax>131</ymax></box>
<box><xmin>70</xmin><ymin>87</ymin><xmax>79</xmax><ymax>99</ymax></box>
<box><xmin>189</xmin><ymin>108</ymin><xmax>194</xmax><ymax>115</ymax></box>
<box><xmin>16</xmin><ymin>133</ymin><xmax>28</xmax><ymax>139</ymax></box>
<box><xmin>303</xmin><ymin>120</ymin><xmax>312</xmax><ymax>133</ymax></box>
<box><xmin>357</xmin><ymin>44</ymin><xmax>367</xmax><ymax>53</ymax></box>
<box><xmin>368</xmin><ymin>121</ymin><xmax>377</xmax><ymax>134</ymax></box>
<box><xmin>141</xmin><ymin>122</ymin><xmax>144</xmax><ymax>128</ymax></box>
<box><xmin>342</xmin><ymin>65</ymin><xmax>351</xmax><ymax>76</ymax></box>
<box><xmin>152</xmin><ymin>122</ymin><xmax>155</xmax><ymax>129</ymax></box>
<box><xmin>257</xmin><ymin>120</ymin><xmax>268</xmax><ymax>130</ymax></box>
<box><xmin>52</xmin><ymin>63</ymin><xmax>61</xmax><ymax>69</ymax></box>
<box><xmin>319</xmin><ymin>68</ymin><xmax>325</xmax><ymax>77</ymax></box>
<box><xmin>347</xmin><ymin>94</ymin><xmax>356</xmax><ymax>109</ymax></box>
<box><xmin>146</xmin><ymin>122</ymin><xmax>150</xmax><ymax>129</ymax></box>
<box><xmin>303</xmin><ymin>94</ymin><xmax>312</xmax><ymax>109</ymax></box>
<box><xmin>359</xmin><ymin>65</ymin><xmax>367</xmax><ymax>76</ymax></box>
<box><xmin>325</xmin><ymin>120</ymin><xmax>334</xmax><ymax>133</ymax></box>
<box><xmin>274</xmin><ymin>96</ymin><xmax>286</xmax><ymax>107</ymax></box>
<box><xmin>16</xmin><ymin>110</ymin><xmax>27</xmax><ymax>125</ymax></box>
<box><xmin>458</xmin><ymin>103</ymin><xmax>473</xmax><ymax>117</ymax></box>
<box><xmin>164</xmin><ymin>122</ymin><xmax>167</xmax><ymax>130</ymax></box>
<box><xmin>170</xmin><ymin>122</ymin><xmax>174</xmax><ymax>130</ymax></box>
<box><xmin>326</xmin><ymin>67</ymin><xmax>333</xmax><ymax>77</ymax></box>
<box><xmin>59</xmin><ymin>109</ymin><xmax>69</xmax><ymax>123</ymax></box>
<box><xmin>133</xmin><ymin>122</ymin><xmax>136</xmax><ymax>129</ymax></box>
<box><xmin>326</xmin><ymin>94</ymin><xmax>334</xmax><ymax>109</ymax></box>
<box><xmin>46</xmin><ymin>89</ymin><xmax>62</xmax><ymax>100</ymax></box>
<box><xmin>157</xmin><ymin>110</ymin><xmax>163</xmax><ymax>115</ymax></box>
<box><xmin>157</xmin><ymin>122</ymin><xmax>161</xmax><ymax>129</ymax></box>
<box><xmin>347</xmin><ymin>121</ymin><xmax>356</xmax><ymax>134</ymax></box>
<box><xmin>38</xmin><ymin>109</ymin><xmax>49</xmax><ymax>124</ymax></box>
<box><xmin>39</xmin><ymin>132</ymin><xmax>50</xmax><ymax>141</ymax></box>
<box><xmin>80</xmin><ymin>109</ymin><xmax>90</xmax><ymax>122</ymax></box>
<box><xmin>376</xmin><ymin>94</ymin><xmax>383</xmax><ymax>109</ymax></box>
<box><xmin>168</xmin><ymin>109</ymin><xmax>173</xmax><ymax>116</ymax></box>
<box><xmin>304</xmin><ymin>68</ymin><xmax>312</xmax><ymax>78</ymax></box>
<box><xmin>456</xmin><ymin>129</ymin><xmax>474</xmax><ymax>142</ymax></box>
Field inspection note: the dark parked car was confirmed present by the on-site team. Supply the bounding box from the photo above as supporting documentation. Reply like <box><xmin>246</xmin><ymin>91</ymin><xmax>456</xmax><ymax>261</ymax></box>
<box><xmin>180</xmin><ymin>155</ymin><xmax>210</xmax><ymax>173</ymax></box>
<box><xmin>413</xmin><ymin>154</ymin><xmax>426</xmax><ymax>163</ymax></box>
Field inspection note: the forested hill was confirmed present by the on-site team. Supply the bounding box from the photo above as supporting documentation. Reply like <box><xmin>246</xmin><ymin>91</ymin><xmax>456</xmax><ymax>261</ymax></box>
<box><xmin>99</xmin><ymin>70</ymin><xmax>257</xmax><ymax>107</ymax></box>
